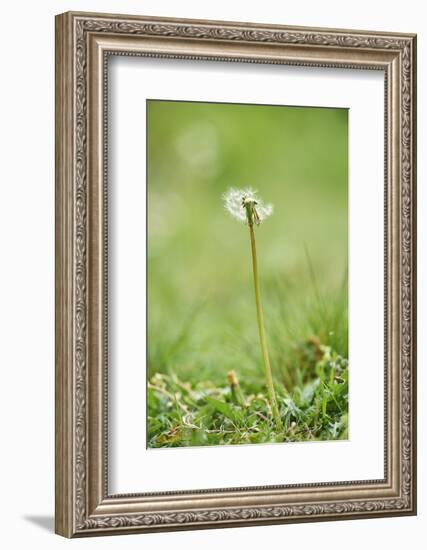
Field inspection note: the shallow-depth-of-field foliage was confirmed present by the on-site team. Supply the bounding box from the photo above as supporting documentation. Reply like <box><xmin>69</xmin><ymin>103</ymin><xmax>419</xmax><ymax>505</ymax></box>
<box><xmin>148</xmin><ymin>341</ymin><xmax>348</xmax><ymax>447</ymax></box>
<box><xmin>147</xmin><ymin>100</ymin><xmax>348</xmax><ymax>448</ymax></box>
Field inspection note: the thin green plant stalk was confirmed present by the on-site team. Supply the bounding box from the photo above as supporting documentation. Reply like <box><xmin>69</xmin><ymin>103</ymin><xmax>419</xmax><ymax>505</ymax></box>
<box><xmin>224</xmin><ymin>187</ymin><xmax>283</xmax><ymax>432</ymax></box>
<box><xmin>246</xmin><ymin>211</ymin><xmax>282</xmax><ymax>431</ymax></box>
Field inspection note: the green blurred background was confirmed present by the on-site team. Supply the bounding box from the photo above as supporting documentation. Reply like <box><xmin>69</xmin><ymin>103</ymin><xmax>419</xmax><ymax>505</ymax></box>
<box><xmin>147</xmin><ymin>100</ymin><xmax>348</xmax><ymax>391</ymax></box>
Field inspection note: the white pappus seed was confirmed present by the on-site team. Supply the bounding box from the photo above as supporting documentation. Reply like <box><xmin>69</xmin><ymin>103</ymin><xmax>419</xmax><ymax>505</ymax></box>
<box><xmin>223</xmin><ymin>187</ymin><xmax>273</xmax><ymax>224</ymax></box>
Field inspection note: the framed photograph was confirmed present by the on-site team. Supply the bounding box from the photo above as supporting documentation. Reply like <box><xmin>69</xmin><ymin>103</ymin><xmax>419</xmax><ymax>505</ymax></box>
<box><xmin>55</xmin><ymin>11</ymin><xmax>417</xmax><ymax>537</ymax></box>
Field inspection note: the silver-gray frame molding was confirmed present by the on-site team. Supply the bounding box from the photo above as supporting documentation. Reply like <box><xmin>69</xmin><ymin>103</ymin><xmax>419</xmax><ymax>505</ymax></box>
<box><xmin>55</xmin><ymin>11</ymin><xmax>417</xmax><ymax>537</ymax></box>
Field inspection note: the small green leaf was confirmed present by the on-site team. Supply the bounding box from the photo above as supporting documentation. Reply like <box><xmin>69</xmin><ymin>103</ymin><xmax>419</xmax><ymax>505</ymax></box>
<box><xmin>205</xmin><ymin>396</ymin><xmax>244</xmax><ymax>425</ymax></box>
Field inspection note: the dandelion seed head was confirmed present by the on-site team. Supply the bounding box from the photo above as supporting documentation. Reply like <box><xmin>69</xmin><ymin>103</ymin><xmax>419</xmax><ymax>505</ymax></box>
<box><xmin>223</xmin><ymin>187</ymin><xmax>273</xmax><ymax>225</ymax></box>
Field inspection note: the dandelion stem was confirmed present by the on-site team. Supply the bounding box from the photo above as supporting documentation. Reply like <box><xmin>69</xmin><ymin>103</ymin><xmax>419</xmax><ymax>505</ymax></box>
<box><xmin>248</xmin><ymin>221</ymin><xmax>283</xmax><ymax>431</ymax></box>
<box><xmin>224</xmin><ymin>188</ymin><xmax>280</xmax><ymax>430</ymax></box>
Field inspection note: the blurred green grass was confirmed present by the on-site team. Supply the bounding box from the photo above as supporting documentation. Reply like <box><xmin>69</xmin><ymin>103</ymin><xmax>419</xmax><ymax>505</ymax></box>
<box><xmin>147</xmin><ymin>99</ymin><xmax>348</xmax><ymax>392</ymax></box>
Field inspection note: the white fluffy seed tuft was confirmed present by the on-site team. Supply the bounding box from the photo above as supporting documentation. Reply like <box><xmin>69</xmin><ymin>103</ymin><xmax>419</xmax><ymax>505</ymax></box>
<box><xmin>223</xmin><ymin>187</ymin><xmax>273</xmax><ymax>224</ymax></box>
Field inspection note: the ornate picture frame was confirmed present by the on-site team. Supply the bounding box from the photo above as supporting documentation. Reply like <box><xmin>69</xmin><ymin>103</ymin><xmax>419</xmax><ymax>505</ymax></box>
<box><xmin>55</xmin><ymin>11</ymin><xmax>417</xmax><ymax>537</ymax></box>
